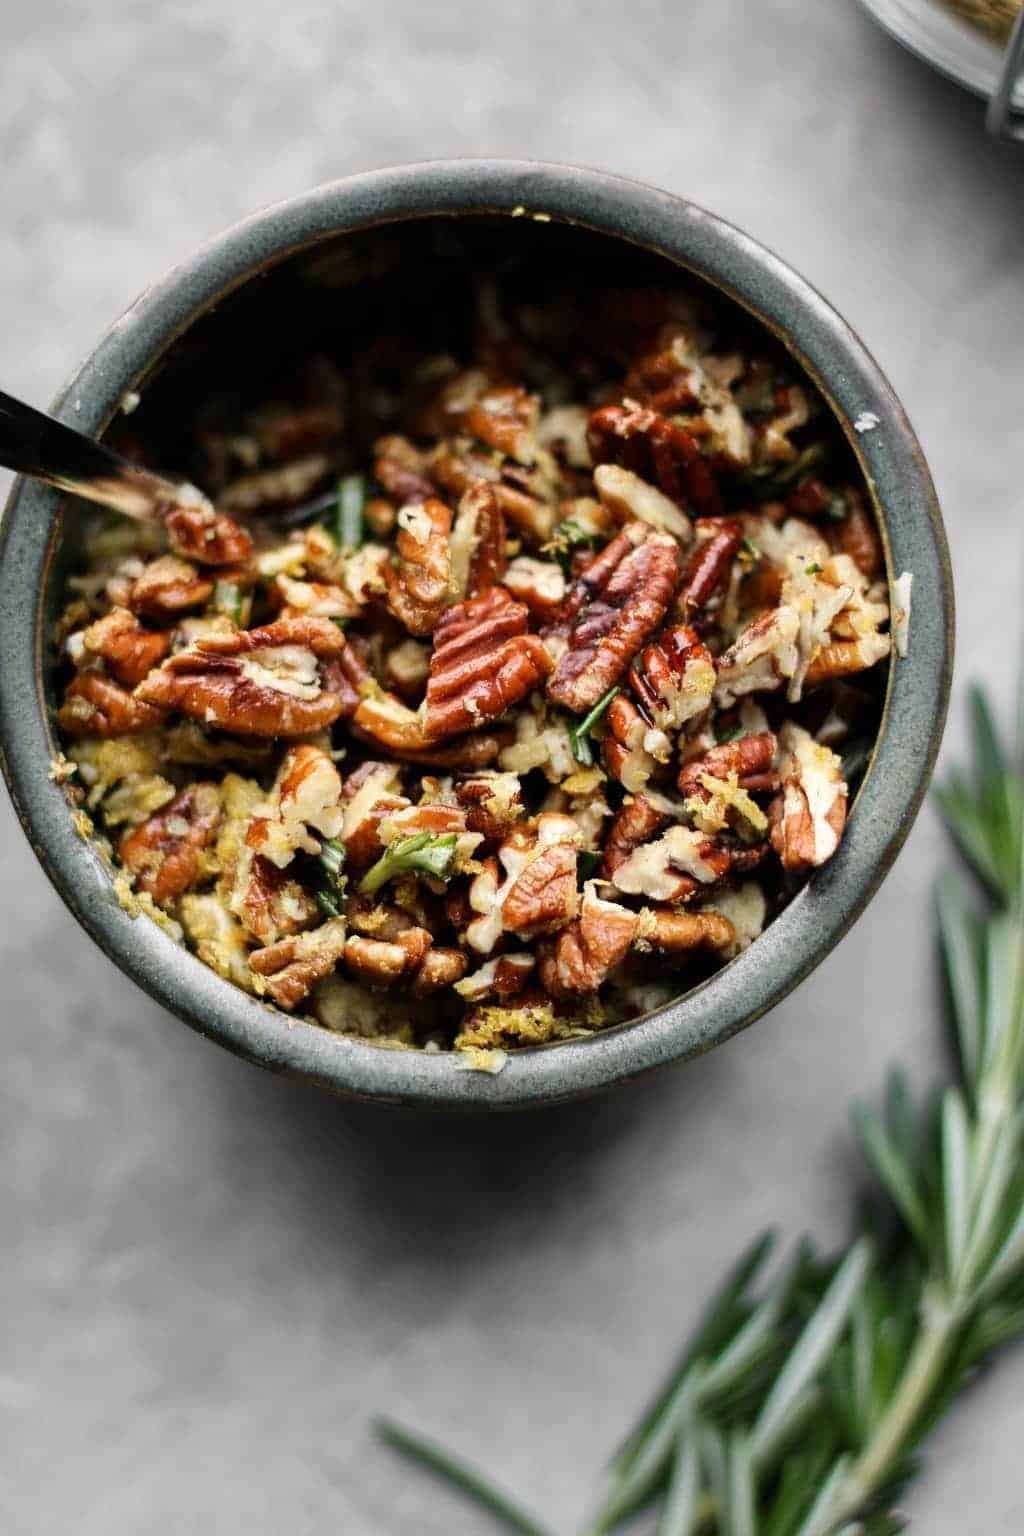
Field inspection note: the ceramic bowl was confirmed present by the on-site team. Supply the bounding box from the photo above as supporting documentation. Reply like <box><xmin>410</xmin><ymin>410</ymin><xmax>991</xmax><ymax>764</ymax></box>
<box><xmin>0</xmin><ymin>161</ymin><xmax>954</xmax><ymax>1109</ymax></box>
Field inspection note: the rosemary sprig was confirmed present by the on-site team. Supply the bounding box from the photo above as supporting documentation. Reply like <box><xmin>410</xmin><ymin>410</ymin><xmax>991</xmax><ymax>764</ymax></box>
<box><xmin>377</xmin><ymin>677</ymin><xmax>1024</xmax><ymax>1534</ymax></box>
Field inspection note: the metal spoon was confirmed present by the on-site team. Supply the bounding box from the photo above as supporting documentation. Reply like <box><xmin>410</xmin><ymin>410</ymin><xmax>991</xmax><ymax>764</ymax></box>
<box><xmin>0</xmin><ymin>387</ymin><xmax>209</xmax><ymax>522</ymax></box>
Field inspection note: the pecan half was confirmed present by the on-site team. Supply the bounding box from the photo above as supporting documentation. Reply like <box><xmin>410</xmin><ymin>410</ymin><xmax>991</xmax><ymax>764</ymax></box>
<box><xmin>678</xmin><ymin>732</ymin><xmax>778</xmax><ymax>800</ymax></box>
<box><xmin>713</xmin><ymin>606</ymin><xmax>801</xmax><ymax>708</ymax></box>
<box><xmin>392</xmin><ymin>733</ymin><xmax>505</xmax><ymax>771</ymax></box>
<box><xmin>273</xmin><ymin>574</ymin><xmax>360</xmax><ymax>622</ymax></box>
<box><xmin>769</xmin><ymin>723</ymin><xmax>848</xmax><ymax>872</ymax></box>
<box><xmin>803</xmin><ymin>634</ymin><xmax>891</xmax><ymax>687</ymax></box>
<box><xmin>454</xmin><ymin>952</ymin><xmax>536</xmax><ymax>1003</ymax></box>
<box><xmin>217</xmin><ymin>454</ymin><xmax>330</xmax><ymax>516</ymax></box>
<box><xmin>338</xmin><ymin>761</ymin><xmax>407</xmax><ymax>870</ymax></box>
<box><xmin>835</xmin><ymin>489</ymin><xmax>883</xmax><ymax>581</ymax></box>
<box><xmin>249</xmin><ymin>401</ymin><xmax>344</xmax><ymax>463</ymax></box>
<box><xmin>454</xmin><ymin>771</ymin><xmax>524</xmax><ymax>844</ymax></box>
<box><xmin>592</xmin><ymin>463</ymin><xmax>692</xmax><ymax>543</ymax></box>
<box><xmin>233</xmin><ymin>851</ymin><xmax>319</xmax><ymax>947</ymax></box>
<box><xmin>247</xmin><ymin>743</ymin><xmax>344</xmax><ymax>869</ymax></box>
<box><xmin>547</xmin><ymin>525</ymin><xmax>680</xmax><ymax>713</ymax></box>
<box><xmin>623</xmin><ymin>342</ymin><xmax>703</xmax><ymax>414</ymax></box>
<box><xmin>450</xmin><ymin>482</ymin><xmax>507</xmax><ymax>599</ymax></box>
<box><xmin>427</xmin><ymin>443</ymin><xmax>556</xmax><ymax>543</ymax></box>
<box><xmin>118</xmin><ymin>782</ymin><xmax>222</xmax><ymax>905</ymax></box>
<box><xmin>249</xmin><ymin>918</ymin><xmax>348</xmax><ymax>1011</ymax></box>
<box><xmin>587</xmin><ymin>403</ymin><xmax>722</xmax><ymax>515</ymax></box>
<box><xmin>629</xmin><ymin>624</ymin><xmax>716</xmax><ymax>736</ymax></box>
<box><xmin>607</xmin><ymin>823</ymin><xmax>733</xmax><ymax>905</ymax></box>
<box><xmin>80</xmin><ymin>607</ymin><xmax>170</xmax><ymax>687</ymax></box>
<box><xmin>129</xmin><ymin>555</ymin><xmax>214</xmax><ymax>620</ymax></box>
<box><xmin>135</xmin><ymin>617</ymin><xmax>351</xmax><ymax>738</ymax></box>
<box><xmin>501</xmin><ymin>841</ymin><xmax>579</xmax><ymax>936</ymax></box>
<box><xmin>602</xmin><ymin>795</ymin><xmax>671</xmax><ymax>878</ymax></box>
<box><xmin>461</xmin><ymin>384</ymin><xmax>540</xmax><ymax>463</ymax></box>
<box><xmin>678</xmin><ymin>520</ymin><xmax>742</xmax><ymax>617</ymax></box>
<box><xmin>342</xmin><ymin>929</ymin><xmax>466</xmax><ymax>997</ymax></box>
<box><xmin>57</xmin><ymin>672</ymin><xmax>168</xmax><ymax>737</ymax></box>
<box><xmin>602</xmin><ymin>694</ymin><xmax>662</xmax><ymax>794</ymax></box>
<box><xmin>385</xmin><ymin>498</ymin><xmax>453</xmax><ymax>635</ymax></box>
<box><xmin>503</xmin><ymin>556</ymin><xmax>566</xmax><ymax>621</ymax></box>
<box><xmin>164</xmin><ymin>499</ymin><xmax>253</xmax><ymax>567</ymax></box>
<box><xmin>373</xmin><ymin>435</ymin><xmax>436</xmax><ymax>504</ymax></box>
<box><xmin>423</xmin><ymin>587</ymin><xmax>552</xmax><ymax>742</ymax></box>
<box><xmin>464</xmin><ymin>814</ymin><xmax>581</xmax><ymax>953</ymax></box>
<box><xmin>633</xmin><ymin>906</ymin><xmax>736</xmax><ymax>956</ymax></box>
<box><xmin>384</xmin><ymin>638</ymin><xmax>431</xmax><ymax>701</ymax></box>
<box><xmin>538</xmin><ymin>884</ymin><xmax>638</xmax><ymax>998</ymax></box>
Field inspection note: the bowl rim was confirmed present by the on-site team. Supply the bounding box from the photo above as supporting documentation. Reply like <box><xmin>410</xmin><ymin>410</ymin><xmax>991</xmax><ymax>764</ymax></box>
<box><xmin>0</xmin><ymin>159</ymin><xmax>954</xmax><ymax>1109</ymax></box>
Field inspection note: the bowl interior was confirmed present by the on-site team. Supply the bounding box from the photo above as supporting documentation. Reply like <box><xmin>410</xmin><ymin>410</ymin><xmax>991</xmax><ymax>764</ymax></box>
<box><xmin>1</xmin><ymin>170</ymin><xmax>953</xmax><ymax>1109</ymax></box>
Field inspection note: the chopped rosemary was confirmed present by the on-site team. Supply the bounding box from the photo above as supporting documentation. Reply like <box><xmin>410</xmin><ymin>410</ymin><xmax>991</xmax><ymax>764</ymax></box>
<box><xmin>378</xmin><ymin>679</ymin><xmax>1024</xmax><ymax>1536</ymax></box>
<box><xmin>569</xmin><ymin>687</ymin><xmax>620</xmax><ymax>767</ymax></box>
<box><xmin>212</xmin><ymin>579</ymin><xmax>243</xmax><ymax>625</ymax></box>
<box><xmin>336</xmin><ymin>472</ymin><xmax>367</xmax><ymax>551</ymax></box>
<box><xmin>315</xmin><ymin>837</ymin><xmax>346</xmax><ymax>917</ymax></box>
<box><xmin>318</xmin><ymin>837</ymin><xmax>346</xmax><ymax>884</ymax></box>
<box><xmin>359</xmin><ymin>831</ymin><xmax>458</xmax><ymax>895</ymax></box>
<box><xmin>315</xmin><ymin>887</ymin><xmax>341</xmax><ymax>919</ymax></box>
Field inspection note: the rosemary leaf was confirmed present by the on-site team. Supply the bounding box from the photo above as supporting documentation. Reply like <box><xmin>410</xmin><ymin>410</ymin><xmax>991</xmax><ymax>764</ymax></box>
<box><xmin>750</xmin><ymin>1240</ymin><xmax>872</xmax><ymax>1464</ymax></box>
<box><xmin>336</xmin><ymin>472</ymin><xmax>366</xmax><ymax>551</ymax></box>
<box><xmin>374</xmin><ymin>1419</ymin><xmax>554</xmax><ymax>1536</ymax></box>
<box><xmin>569</xmin><ymin>688</ymin><xmax>620</xmax><ymax>766</ymax></box>
<box><xmin>940</xmin><ymin>1089</ymin><xmax>971</xmax><ymax>1284</ymax></box>
<box><xmin>852</xmin><ymin>1107</ymin><xmax>931</xmax><ymax>1252</ymax></box>
<box><xmin>658</xmin><ymin>1411</ymin><xmax>703</xmax><ymax>1536</ymax></box>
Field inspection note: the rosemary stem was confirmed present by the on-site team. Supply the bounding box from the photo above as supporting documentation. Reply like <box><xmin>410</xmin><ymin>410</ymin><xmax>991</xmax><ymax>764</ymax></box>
<box><xmin>826</xmin><ymin>1289</ymin><xmax>961</xmax><ymax>1531</ymax></box>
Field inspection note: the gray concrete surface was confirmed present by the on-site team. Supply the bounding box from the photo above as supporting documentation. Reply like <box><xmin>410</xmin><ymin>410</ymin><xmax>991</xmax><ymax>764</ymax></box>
<box><xmin>1</xmin><ymin>1</ymin><xmax>1022</xmax><ymax>1530</ymax></box>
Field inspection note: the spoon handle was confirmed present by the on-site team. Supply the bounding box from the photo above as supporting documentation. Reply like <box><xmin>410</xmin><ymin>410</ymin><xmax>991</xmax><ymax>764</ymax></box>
<box><xmin>0</xmin><ymin>388</ymin><xmax>184</xmax><ymax>522</ymax></box>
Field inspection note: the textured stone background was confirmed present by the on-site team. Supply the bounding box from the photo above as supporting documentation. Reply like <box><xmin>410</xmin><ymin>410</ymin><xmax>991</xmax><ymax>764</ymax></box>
<box><xmin>1</xmin><ymin>1</ymin><xmax>1022</xmax><ymax>1531</ymax></box>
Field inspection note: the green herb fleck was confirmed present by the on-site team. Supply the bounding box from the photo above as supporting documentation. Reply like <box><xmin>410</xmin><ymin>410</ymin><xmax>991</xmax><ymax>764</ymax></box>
<box><xmin>550</xmin><ymin>517</ymin><xmax>600</xmax><ymax>576</ymax></box>
<box><xmin>740</xmin><ymin>537</ymin><xmax>761</xmax><ymax>562</ymax></box>
<box><xmin>315</xmin><ymin>887</ymin><xmax>341</xmax><ymax>919</ymax></box>
<box><xmin>336</xmin><ymin>473</ymin><xmax>367</xmax><ymax>551</ymax></box>
<box><xmin>805</xmin><ymin>562</ymin><xmax>823</xmax><ymax>576</ymax></box>
<box><xmin>213</xmin><ymin>580</ymin><xmax>243</xmax><ymax>625</ymax></box>
<box><xmin>569</xmin><ymin>687</ymin><xmax>620</xmax><ymax>766</ymax></box>
<box><xmin>314</xmin><ymin>837</ymin><xmax>347</xmax><ymax>917</ymax></box>
<box><xmin>359</xmin><ymin>831</ymin><xmax>458</xmax><ymax>895</ymax></box>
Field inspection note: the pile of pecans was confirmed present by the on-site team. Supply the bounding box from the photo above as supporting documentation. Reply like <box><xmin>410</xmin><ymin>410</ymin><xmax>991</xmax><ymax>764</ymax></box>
<box><xmin>55</xmin><ymin>283</ymin><xmax>894</xmax><ymax>1056</ymax></box>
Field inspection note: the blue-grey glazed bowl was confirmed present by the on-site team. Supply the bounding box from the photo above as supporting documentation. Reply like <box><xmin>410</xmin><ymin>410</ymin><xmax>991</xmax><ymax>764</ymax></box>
<box><xmin>0</xmin><ymin>161</ymin><xmax>953</xmax><ymax>1110</ymax></box>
